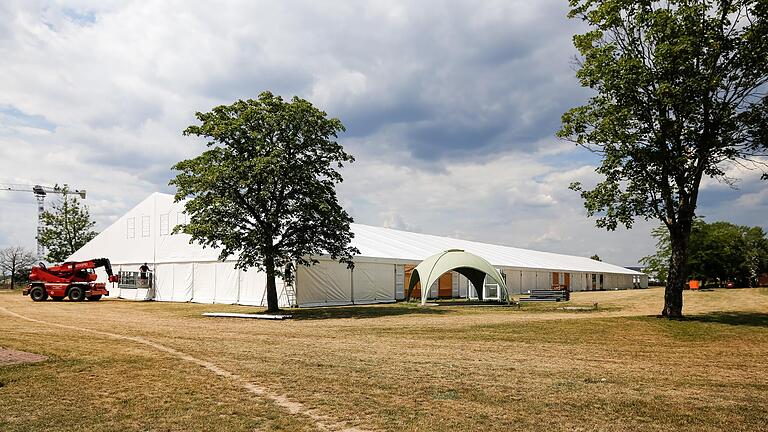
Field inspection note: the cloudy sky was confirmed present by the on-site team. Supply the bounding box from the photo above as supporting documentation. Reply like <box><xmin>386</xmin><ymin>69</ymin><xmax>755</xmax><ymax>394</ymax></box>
<box><xmin>1</xmin><ymin>0</ymin><xmax>766</xmax><ymax>266</ymax></box>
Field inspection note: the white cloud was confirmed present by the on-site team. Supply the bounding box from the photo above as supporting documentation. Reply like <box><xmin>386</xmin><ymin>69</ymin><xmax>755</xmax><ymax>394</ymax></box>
<box><xmin>0</xmin><ymin>0</ymin><xmax>763</xmax><ymax>266</ymax></box>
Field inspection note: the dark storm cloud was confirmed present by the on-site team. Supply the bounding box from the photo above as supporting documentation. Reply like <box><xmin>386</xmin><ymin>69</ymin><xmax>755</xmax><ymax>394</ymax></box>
<box><xmin>157</xmin><ymin>0</ymin><xmax>590</xmax><ymax>163</ymax></box>
<box><xmin>312</xmin><ymin>8</ymin><xmax>588</xmax><ymax>162</ymax></box>
<box><xmin>346</xmin><ymin>106</ymin><xmax>431</xmax><ymax>138</ymax></box>
<box><xmin>406</xmin><ymin>121</ymin><xmax>508</xmax><ymax>159</ymax></box>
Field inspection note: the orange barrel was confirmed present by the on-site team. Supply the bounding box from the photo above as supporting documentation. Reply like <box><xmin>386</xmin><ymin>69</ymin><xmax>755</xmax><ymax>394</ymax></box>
<box><xmin>689</xmin><ymin>280</ymin><xmax>700</xmax><ymax>290</ymax></box>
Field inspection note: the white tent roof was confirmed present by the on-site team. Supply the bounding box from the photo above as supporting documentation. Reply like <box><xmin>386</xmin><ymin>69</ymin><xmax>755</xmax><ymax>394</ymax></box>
<box><xmin>71</xmin><ymin>192</ymin><xmax>643</xmax><ymax>276</ymax></box>
<box><xmin>351</xmin><ymin>223</ymin><xmax>642</xmax><ymax>275</ymax></box>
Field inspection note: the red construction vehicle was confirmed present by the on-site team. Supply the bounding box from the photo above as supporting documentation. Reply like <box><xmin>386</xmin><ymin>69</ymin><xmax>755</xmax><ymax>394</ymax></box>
<box><xmin>23</xmin><ymin>258</ymin><xmax>119</xmax><ymax>302</ymax></box>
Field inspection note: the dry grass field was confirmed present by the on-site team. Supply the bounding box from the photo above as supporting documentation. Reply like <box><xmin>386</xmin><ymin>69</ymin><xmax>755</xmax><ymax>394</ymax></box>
<box><xmin>1</xmin><ymin>287</ymin><xmax>767</xmax><ymax>431</ymax></box>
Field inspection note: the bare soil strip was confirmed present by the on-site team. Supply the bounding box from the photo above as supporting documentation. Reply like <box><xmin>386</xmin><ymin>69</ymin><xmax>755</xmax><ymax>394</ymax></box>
<box><xmin>0</xmin><ymin>347</ymin><xmax>48</xmax><ymax>366</ymax></box>
<box><xmin>0</xmin><ymin>305</ymin><xmax>368</xmax><ymax>432</ymax></box>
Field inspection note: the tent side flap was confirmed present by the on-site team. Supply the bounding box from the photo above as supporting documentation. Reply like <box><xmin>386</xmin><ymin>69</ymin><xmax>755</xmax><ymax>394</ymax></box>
<box><xmin>192</xmin><ymin>263</ymin><xmax>216</xmax><ymax>303</ymax></box>
<box><xmin>297</xmin><ymin>261</ymin><xmax>352</xmax><ymax>306</ymax></box>
<box><xmin>352</xmin><ymin>262</ymin><xmax>396</xmax><ymax>303</ymax></box>
<box><xmin>172</xmin><ymin>263</ymin><xmax>194</xmax><ymax>302</ymax></box>
<box><xmin>214</xmin><ymin>262</ymin><xmax>239</xmax><ymax>304</ymax></box>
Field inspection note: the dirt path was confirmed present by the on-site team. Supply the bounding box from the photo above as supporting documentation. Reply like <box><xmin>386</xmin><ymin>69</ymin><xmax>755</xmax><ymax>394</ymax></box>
<box><xmin>0</xmin><ymin>304</ymin><xmax>368</xmax><ymax>432</ymax></box>
<box><xmin>0</xmin><ymin>347</ymin><xmax>47</xmax><ymax>366</ymax></box>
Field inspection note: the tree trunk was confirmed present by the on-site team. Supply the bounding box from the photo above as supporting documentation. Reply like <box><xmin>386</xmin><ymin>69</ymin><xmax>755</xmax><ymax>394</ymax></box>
<box><xmin>264</xmin><ymin>256</ymin><xmax>280</xmax><ymax>313</ymax></box>
<box><xmin>663</xmin><ymin>229</ymin><xmax>690</xmax><ymax>318</ymax></box>
<box><xmin>9</xmin><ymin>258</ymin><xmax>15</xmax><ymax>291</ymax></box>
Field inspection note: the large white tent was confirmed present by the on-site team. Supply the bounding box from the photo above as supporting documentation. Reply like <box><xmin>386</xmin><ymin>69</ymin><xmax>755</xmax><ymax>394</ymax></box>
<box><xmin>70</xmin><ymin>192</ymin><xmax>647</xmax><ymax>307</ymax></box>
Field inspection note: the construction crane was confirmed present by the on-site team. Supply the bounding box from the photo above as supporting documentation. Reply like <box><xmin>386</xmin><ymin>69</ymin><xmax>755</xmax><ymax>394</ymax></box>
<box><xmin>0</xmin><ymin>183</ymin><xmax>86</xmax><ymax>259</ymax></box>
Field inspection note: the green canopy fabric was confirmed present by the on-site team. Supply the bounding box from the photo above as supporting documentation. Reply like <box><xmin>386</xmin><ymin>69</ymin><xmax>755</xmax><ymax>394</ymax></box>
<box><xmin>406</xmin><ymin>249</ymin><xmax>508</xmax><ymax>305</ymax></box>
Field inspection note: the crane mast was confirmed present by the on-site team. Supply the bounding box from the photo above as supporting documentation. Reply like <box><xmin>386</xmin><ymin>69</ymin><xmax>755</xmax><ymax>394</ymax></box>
<box><xmin>1</xmin><ymin>184</ymin><xmax>86</xmax><ymax>260</ymax></box>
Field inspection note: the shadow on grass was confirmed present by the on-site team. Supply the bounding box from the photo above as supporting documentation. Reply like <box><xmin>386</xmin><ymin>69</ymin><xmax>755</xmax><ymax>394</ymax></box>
<box><xmin>292</xmin><ymin>304</ymin><xmax>450</xmax><ymax>320</ymax></box>
<box><xmin>682</xmin><ymin>311</ymin><xmax>768</xmax><ymax>328</ymax></box>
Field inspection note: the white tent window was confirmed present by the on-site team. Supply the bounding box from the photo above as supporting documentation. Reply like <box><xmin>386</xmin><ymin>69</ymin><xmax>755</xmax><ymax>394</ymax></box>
<box><xmin>141</xmin><ymin>215</ymin><xmax>150</xmax><ymax>237</ymax></box>
<box><xmin>159</xmin><ymin>214</ymin><xmax>169</xmax><ymax>236</ymax></box>
<box><xmin>126</xmin><ymin>217</ymin><xmax>135</xmax><ymax>239</ymax></box>
<box><xmin>394</xmin><ymin>265</ymin><xmax>405</xmax><ymax>300</ymax></box>
<box><xmin>176</xmin><ymin>212</ymin><xmax>187</xmax><ymax>226</ymax></box>
<box><xmin>484</xmin><ymin>275</ymin><xmax>499</xmax><ymax>299</ymax></box>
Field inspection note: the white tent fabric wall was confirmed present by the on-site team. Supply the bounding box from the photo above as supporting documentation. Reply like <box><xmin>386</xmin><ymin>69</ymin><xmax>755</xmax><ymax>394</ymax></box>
<box><xmin>295</xmin><ymin>260</ymin><xmax>396</xmax><ymax>307</ymax></box>
<box><xmin>153</xmin><ymin>262</ymin><xmax>291</xmax><ymax>306</ymax></box>
<box><xmin>521</xmin><ymin>271</ymin><xmax>536</xmax><ymax>293</ymax></box>
<box><xmin>192</xmin><ymin>263</ymin><xmax>217</xmax><ymax>303</ymax></box>
<box><xmin>238</xmin><ymin>269</ymin><xmax>266</xmax><ymax>306</ymax></box>
<box><xmin>296</xmin><ymin>261</ymin><xmax>352</xmax><ymax>306</ymax></box>
<box><xmin>505</xmin><ymin>270</ymin><xmax>522</xmax><ymax>295</ymax></box>
<box><xmin>153</xmin><ymin>263</ymin><xmax>193</xmax><ymax>302</ymax></box>
<box><xmin>603</xmin><ymin>273</ymin><xmax>614</xmax><ymax>291</ymax></box>
<box><xmin>536</xmin><ymin>271</ymin><xmax>550</xmax><ymax>290</ymax></box>
<box><xmin>352</xmin><ymin>262</ymin><xmax>396</xmax><ymax>304</ymax></box>
<box><xmin>214</xmin><ymin>262</ymin><xmax>240</xmax><ymax>304</ymax></box>
<box><xmin>571</xmin><ymin>272</ymin><xmax>584</xmax><ymax>291</ymax></box>
<box><xmin>173</xmin><ymin>263</ymin><xmax>194</xmax><ymax>301</ymax></box>
<box><xmin>153</xmin><ymin>265</ymin><xmax>176</xmax><ymax>301</ymax></box>
<box><xmin>69</xmin><ymin>192</ymin><xmax>647</xmax><ymax>307</ymax></box>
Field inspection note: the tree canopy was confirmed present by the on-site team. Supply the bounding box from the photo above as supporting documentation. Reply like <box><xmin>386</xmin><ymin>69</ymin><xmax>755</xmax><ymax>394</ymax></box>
<box><xmin>171</xmin><ymin>91</ymin><xmax>359</xmax><ymax>312</ymax></box>
<box><xmin>559</xmin><ymin>0</ymin><xmax>768</xmax><ymax>316</ymax></box>
<box><xmin>642</xmin><ymin>219</ymin><xmax>768</xmax><ymax>286</ymax></box>
<box><xmin>38</xmin><ymin>186</ymin><xmax>98</xmax><ymax>263</ymax></box>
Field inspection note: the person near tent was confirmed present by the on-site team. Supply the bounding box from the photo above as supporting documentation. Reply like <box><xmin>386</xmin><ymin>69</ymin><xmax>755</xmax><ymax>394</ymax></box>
<box><xmin>139</xmin><ymin>262</ymin><xmax>150</xmax><ymax>283</ymax></box>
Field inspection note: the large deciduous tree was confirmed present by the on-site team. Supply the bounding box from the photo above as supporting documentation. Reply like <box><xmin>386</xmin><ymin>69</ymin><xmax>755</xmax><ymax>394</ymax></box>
<box><xmin>559</xmin><ymin>0</ymin><xmax>768</xmax><ymax>317</ymax></box>
<box><xmin>38</xmin><ymin>186</ymin><xmax>98</xmax><ymax>263</ymax></box>
<box><xmin>0</xmin><ymin>246</ymin><xmax>37</xmax><ymax>289</ymax></box>
<box><xmin>171</xmin><ymin>91</ymin><xmax>359</xmax><ymax>313</ymax></box>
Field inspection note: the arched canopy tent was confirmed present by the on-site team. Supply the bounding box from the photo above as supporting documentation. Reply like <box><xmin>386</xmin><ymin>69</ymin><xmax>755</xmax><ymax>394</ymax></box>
<box><xmin>407</xmin><ymin>249</ymin><xmax>508</xmax><ymax>305</ymax></box>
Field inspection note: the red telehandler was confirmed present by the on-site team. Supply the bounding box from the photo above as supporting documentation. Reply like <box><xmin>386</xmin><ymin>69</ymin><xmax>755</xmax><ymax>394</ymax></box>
<box><xmin>23</xmin><ymin>258</ymin><xmax>119</xmax><ymax>302</ymax></box>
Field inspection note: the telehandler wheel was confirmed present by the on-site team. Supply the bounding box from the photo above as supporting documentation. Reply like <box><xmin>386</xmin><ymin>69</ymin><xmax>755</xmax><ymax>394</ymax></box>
<box><xmin>30</xmin><ymin>286</ymin><xmax>48</xmax><ymax>302</ymax></box>
<box><xmin>68</xmin><ymin>286</ymin><xmax>85</xmax><ymax>302</ymax></box>
<box><xmin>51</xmin><ymin>296</ymin><xmax>65</xmax><ymax>301</ymax></box>
<box><xmin>87</xmin><ymin>295</ymin><xmax>102</xmax><ymax>301</ymax></box>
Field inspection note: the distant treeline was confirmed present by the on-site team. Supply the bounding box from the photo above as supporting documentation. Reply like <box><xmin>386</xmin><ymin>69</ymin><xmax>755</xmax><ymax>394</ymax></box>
<box><xmin>641</xmin><ymin>220</ymin><xmax>768</xmax><ymax>287</ymax></box>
